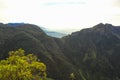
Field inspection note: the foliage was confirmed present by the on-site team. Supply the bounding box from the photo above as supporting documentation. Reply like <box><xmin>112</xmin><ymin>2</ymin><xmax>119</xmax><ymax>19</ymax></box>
<box><xmin>1</xmin><ymin>23</ymin><xmax>120</xmax><ymax>80</ymax></box>
<box><xmin>70</xmin><ymin>73</ymin><xmax>75</xmax><ymax>80</ymax></box>
<box><xmin>0</xmin><ymin>48</ymin><xmax>46</xmax><ymax>80</ymax></box>
<box><xmin>78</xmin><ymin>69</ymin><xmax>86</xmax><ymax>80</ymax></box>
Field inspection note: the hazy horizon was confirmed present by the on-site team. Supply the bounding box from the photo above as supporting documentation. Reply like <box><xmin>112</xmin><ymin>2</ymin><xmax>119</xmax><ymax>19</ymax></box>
<box><xmin>0</xmin><ymin>0</ymin><xmax>120</xmax><ymax>33</ymax></box>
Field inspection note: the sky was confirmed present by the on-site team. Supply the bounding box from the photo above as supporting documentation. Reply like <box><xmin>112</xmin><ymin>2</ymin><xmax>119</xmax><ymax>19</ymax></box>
<box><xmin>0</xmin><ymin>0</ymin><xmax>120</xmax><ymax>33</ymax></box>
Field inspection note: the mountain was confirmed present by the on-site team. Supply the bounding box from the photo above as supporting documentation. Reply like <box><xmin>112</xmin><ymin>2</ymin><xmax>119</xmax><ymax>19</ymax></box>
<box><xmin>45</xmin><ymin>31</ymin><xmax>67</xmax><ymax>38</ymax></box>
<box><xmin>62</xmin><ymin>23</ymin><xmax>120</xmax><ymax>80</ymax></box>
<box><xmin>7</xmin><ymin>23</ymin><xmax>67</xmax><ymax>38</ymax></box>
<box><xmin>0</xmin><ymin>23</ymin><xmax>75</xmax><ymax>80</ymax></box>
<box><xmin>41</xmin><ymin>27</ymin><xmax>67</xmax><ymax>38</ymax></box>
<box><xmin>0</xmin><ymin>23</ymin><xmax>120</xmax><ymax>80</ymax></box>
<box><xmin>7</xmin><ymin>23</ymin><xmax>25</xmax><ymax>27</ymax></box>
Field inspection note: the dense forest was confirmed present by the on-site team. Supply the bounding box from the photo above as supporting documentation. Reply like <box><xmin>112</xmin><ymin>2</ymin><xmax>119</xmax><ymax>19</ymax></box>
<box><xmin>0</xmin><ymin>23</ymin><xmax>120</xmax><ymax>80</ymax></box>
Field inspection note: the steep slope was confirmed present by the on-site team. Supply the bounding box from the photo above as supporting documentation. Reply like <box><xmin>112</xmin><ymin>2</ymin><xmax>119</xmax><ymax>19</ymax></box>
<box><xmin>1</xmin><ymin>23</ymin><xmax>120</xmax><ymax>80</ymax></box>
<box><xmin>62</xmin><ymin>23</ymin><xmax>120</xmax><ymax>80</ymax></box>
<box><xmin>0</xmin><ymin>23</ymin><xmax>75</xmax><ymax>80</ymax></box>
<box><xmin>7</xmin><ymin>23</ymin><xmax>67</xmax><ymax>38</ymax></box>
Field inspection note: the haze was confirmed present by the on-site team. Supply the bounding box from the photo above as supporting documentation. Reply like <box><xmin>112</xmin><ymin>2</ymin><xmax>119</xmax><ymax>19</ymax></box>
<box><xmin>0</xmin><ymin>0</ymin><xmax>120</xmax><ymax>33</ymax></box>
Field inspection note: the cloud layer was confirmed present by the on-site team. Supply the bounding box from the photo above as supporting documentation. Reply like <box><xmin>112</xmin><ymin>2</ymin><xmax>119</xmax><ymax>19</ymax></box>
<box><xmin>0</xmin><ymin>0</ymin><xmax>120</xmax><ymax>33</ymax></box>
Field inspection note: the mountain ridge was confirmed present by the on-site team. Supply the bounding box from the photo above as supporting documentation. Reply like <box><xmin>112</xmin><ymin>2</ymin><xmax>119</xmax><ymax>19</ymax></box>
<box><xmin>0</xmin><ymin>23</ymin><xmax>120</xmax><ymax>80</ymax></box>
<box><xmin>62</xmin><ymin>23</ymin><xmax>120</xmax><ymax>80</ymax></box>
<box><xmin>4</xmin><ymin>23</ymin><xmax>67</xmax><ymax>38</ymax></box>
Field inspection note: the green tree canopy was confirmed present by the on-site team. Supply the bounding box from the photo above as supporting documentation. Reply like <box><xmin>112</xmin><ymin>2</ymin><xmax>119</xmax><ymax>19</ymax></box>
<box><xmin>0</xmin><ymin>48</ymin><xmax>46</xmax><ymax>80</ymax></box>
<box><xmin>70</xmin><ymin>73</ymin><xmax>75</xmax><ymax>80</ymax></box>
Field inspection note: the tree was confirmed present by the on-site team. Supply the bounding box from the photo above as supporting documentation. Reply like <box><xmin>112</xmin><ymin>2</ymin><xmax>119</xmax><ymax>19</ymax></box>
<box><xmin>0</xmin><ymin>48</ymin><xmax>47</xmax><ymax>80</ymax></box>
<box><xmin>70</xmin><ymin>73</ymin><xmax>75</xmax><ymax>80</ymax></box>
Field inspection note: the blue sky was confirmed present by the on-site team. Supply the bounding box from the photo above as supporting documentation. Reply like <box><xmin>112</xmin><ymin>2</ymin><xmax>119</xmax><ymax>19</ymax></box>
<box><xmin>0</xmin><ymin>0</ymin><xmax>120</xmax><ymax>33</ymax></box>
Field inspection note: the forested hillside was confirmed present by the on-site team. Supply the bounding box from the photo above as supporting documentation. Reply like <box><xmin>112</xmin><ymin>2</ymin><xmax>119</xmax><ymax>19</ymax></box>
<box><xmin>0</xmin><ymin>23</ymin><xmax>120</xmax><ymax>80</ymax></box>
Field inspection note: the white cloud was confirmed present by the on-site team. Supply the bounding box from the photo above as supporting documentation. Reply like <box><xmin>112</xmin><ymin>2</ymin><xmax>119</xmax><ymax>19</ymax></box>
<box><xmin>0</xmin><ymin>0</ymin><xmax>120</xmax><ymax>33</ymax></box>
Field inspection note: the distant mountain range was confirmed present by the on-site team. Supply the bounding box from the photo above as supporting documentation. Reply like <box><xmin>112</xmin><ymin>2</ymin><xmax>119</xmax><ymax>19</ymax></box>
<box><xmin>0</xmin><ymin>22</ymin><xmax>120</xmax><ymax>80</ymax></box>
<box><xmin>7</xmin><ymin>23</ymin><xmax>25</xmax><ymax>26</ymax></box>
<box><xmin>7</xmin><ymin>23</ymin><xmax>67</xmax><ymax>38</ymax></box>
<box><xmin>40</xmin><ymin>27</ymin><xmax>67</xmax><ymax>38</ymax></box>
